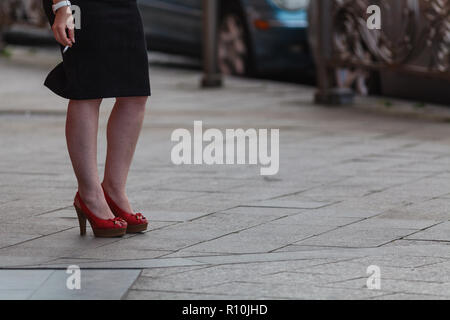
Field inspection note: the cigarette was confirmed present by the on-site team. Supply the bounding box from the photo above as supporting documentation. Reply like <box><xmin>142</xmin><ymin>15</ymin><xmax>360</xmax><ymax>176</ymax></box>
<box><xmin>63</xmin><ymin>46</ymin><xmax>70</xmax><ymax>54</ymax></box>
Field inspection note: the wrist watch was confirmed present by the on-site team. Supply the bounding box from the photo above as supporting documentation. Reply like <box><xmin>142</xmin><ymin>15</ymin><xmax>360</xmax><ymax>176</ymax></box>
<box><xmin>52</xmin><ymin>0</ymin><xmax>72</xmax><ymax>14</ymax></box>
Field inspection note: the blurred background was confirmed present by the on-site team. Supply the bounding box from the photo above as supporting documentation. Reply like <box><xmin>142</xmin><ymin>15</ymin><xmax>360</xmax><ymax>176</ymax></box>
<box><xmin>0</xmin><ymin>0</ymin><xmax>449</xmax><ymax>103</ymax></box>
<box><xmin>0</xmin><ymin>0</ymin><xmax>314</xmax><ymax>82</ymax></box>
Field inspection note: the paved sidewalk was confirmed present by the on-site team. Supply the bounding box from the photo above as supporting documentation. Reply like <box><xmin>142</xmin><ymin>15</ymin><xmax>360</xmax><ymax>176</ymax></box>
<box><xmin>2</xmin><ymin>47</ymin><xmax>450</xmax><ymax>299</ymax></box>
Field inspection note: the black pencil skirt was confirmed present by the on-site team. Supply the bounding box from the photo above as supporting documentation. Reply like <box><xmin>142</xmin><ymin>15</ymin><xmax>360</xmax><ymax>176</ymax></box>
<box><xmin>43</xmin><ymin>0</ymin><xmax>151</xmax><ymax>100</ymax></box>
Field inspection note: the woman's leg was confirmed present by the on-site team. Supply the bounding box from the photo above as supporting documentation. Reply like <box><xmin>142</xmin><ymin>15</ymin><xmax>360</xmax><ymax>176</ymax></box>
<box><xmin>102</xmin><ymin>96</ymin><xmax>148</xmax><ymax>212</ymax></box>
<box><xmin>67</xmin><ymin>99</ymin><xmax>115</xmax><ymax>220</ymax></box>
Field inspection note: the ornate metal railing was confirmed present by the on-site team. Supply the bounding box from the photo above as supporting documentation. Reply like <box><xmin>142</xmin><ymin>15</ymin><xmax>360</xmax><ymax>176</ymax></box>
<box><xmin>309</xmin><ymin>0</ymin><xmax>450</xmax><ymax>104</ymax></box>
<box><xmin>0</xmin><ymin>0</ymin><xmax>46</xmax><ymax>27</ymax></box>
<box><xmin>0</xmin><ymin>0</ymin><xmax>47</xmax><ymax>49</ymax></box>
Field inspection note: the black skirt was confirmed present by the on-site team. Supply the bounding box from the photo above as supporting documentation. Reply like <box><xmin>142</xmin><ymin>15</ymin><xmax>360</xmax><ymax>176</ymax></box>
<box><xmin>43</xmin><ymin>0</ymin><xmax>151</xmax><ymax>100</ymax></box>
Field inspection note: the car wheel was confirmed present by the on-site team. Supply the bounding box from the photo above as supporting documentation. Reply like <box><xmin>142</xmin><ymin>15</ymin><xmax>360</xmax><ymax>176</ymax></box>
<box><xmin>218</xmin><ymin>12</ymin><xmax>250</xmax><ymax>76</ymax></box>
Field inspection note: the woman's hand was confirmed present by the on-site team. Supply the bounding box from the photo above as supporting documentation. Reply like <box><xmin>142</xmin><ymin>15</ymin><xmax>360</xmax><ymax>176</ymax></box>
<box><xmin>52</xmin><ymin>6</ymin><xmax>75</xmax><ymax>47</ymax></box>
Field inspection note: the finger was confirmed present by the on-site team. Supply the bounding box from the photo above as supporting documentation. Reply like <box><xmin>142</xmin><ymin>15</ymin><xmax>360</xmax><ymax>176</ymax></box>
<box><xmin>57</xmin><ymin>26</ymin><xmax>71</xmax><ymax>47</ymax></box>
<box><xmin>66</xmin><ymin>13</ymin><xmax>76</xmax><ymax>43</ymax></box>
<box><xmin>52</xmin><ymin>28</ymin><xmax>62</xmax><ymax>46</ymax></box>
<box><xmin>68</xmin><ymin>28</ymin><xmax>75</xmax><ymax>44</ymax></box>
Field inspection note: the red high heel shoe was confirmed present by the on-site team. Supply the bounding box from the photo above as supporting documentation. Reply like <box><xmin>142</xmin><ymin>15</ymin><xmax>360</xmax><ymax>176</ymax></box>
<box><xmin>74</xmin><ymin>192</ymin><xmax>127</xmax><ymax>238</ymax></box>
<box><xmin>102</xmin><ymin>188</ymin><xmax>148</xmax><ymax>233</ymax></box>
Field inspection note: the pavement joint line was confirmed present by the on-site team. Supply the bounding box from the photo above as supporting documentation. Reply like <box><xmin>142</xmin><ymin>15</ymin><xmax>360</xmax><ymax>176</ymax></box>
<box><xmin>377</xmin><ymin>234</ymin><xmax>427</xmax><ymax>248</ymax></box>
<box><xmin>296</xmin><ymin>256</ymin><xmax>366</xmax><ymax>269</ymax></box>
<box><xmin>286</xmin><ymin>209</ymin><xmax>419</xmax><ymax>251</ymax></box>
<box><xmin>399</xmin><ymin>239</ymin><xmax>450</xmax><ymax>245</ymax></box>
<box><xmin>185</xmin><ymin>254</ymin><xmax>363</xmax><ymax>269</ymax></box>
<box><xmin>394</xmin><ymin>221</ymin><xmax>448</xmax><ymax>243</ymax></box>
<box><xmin>146</xmin><ymin>187</ymin><xmax>228</xmax><ymax>194</ymax></box>
<box><xmin>197</xmin><ymin>280</ymin><xmax>263</xmax><ymax>291</ymax></box>
<box><xmin>380</xmin><ymin>278</ymin><xmax>448</xmax><ymax>284</ymax></box>
<box><xmin>271</xmin><ymin>214</ymin><xmax>386</xmax><ymax>253</ymax></box>
<box><xmin>34</xmin><ymin>205</ymin><xmax>73</xmax><ymax>216</ymax></box>
<box><xmin>403</xmin><ymin>238</ymin><xmax>450</xmax><ymax>244</ymax></box>
<box><xmin>15</xmin><ymin>259</ymin><xmax>208</xmax><ymax>270</ymax></box>
<box><xmin>431</xmin><ymin>194</ymin><xmax>450</xmax><ymax>200</ymax></box>
<box><xmin>361</xmin><ymin>171</ymin><xmax>436</xmax><ymax>194</ymax></box>
<box><xmin>139</xmin><ymin>264</ymin><xmax>217</xmax><ymax>279</ymax></box>
<box><xmin>282</xmin><ymin>269</ymin><xmax>360</xmax><ymax>277</ymax></box>
<box><xmin>0</xmin><ymin>226</ymin><xmax>75</xmax><ymax>251</ymax></box>
<box><xmin>368</xmin><ymin>292</ymin><xmax>449</xmax><ymax>299</ymax></box>
<box><xmin>28</xmin><ymin>269</ymin><xmax>56</xmax><ymax>300</ymax></box>
<box><xmin>280</xmin><ymin>244</ymin><xmax>375</xmax><ymax>250</ymax></box>
<box><xmin>58</xmin><ymin>256</ymin><xmax>115</xmax><ymax>261</ymax></box>
<box><xmin>315</xmin><ymin>284</ymin><xmax>410</xmax><ymax>297</ymax></box>
<box><xmin>121</xmin><ymin>269</ymin><xmax>144</xmax><ymax>300</ymax></box>
<box><xmin>386</xmin><ymin>161</ymin><xmax>445</xmax><ymax>172</ymax></box>
<box><xmin>328</xmin><ymin>276</ymin><xmax>367</xmax><ymax>285</ymax></box>
<box><xmin>142</xmin><ymin>220</ymin><xmax>183</xmax><ymax>224</ymax></box>
<box><xmin>261</xmin><ymin>189</ymin><xmax>310</xmax><ymax>201</ymax></box>
<box><xmin>32</xmin><ymin>255</ymin><xmax>214</xmax><ymax>267</ymax></box>
<box><xmin>0</xmin><ymin>266</ymin><xmax>176</xmax><ymax>270</ymax></box>
<box><xmin>156</xmin><ymin>228</ymin><xmax>271</xmax><ymax>258</ymax></box>
<box><xmin>320</xmin><ymin>281</ymin><xmax>450</xmax><ymax>298</ymax></box>
<box><xmin>366</xmin><ymin>293</ymin><xmax>399</xmax><ymax>300</ymax></box>
<box><xmin>238</xmin><ymin>202</ymin><xmax>340</xmax><ymax>210</ymax></box>
<box><xmin>156</xmin><ymin>212</ymin><xmax>298</xmax><ymax>259</ymax></box>
<box><xmin>126</xmin><ymin>287</ymin><xmax>257</xmax><ymax>299</ymax></box>
<box><xmin>186</xmin><ymin>207</ymin><xmax>237</xmax><ymax>223</ymax></box>
<box><xmin>4</xmin><ymin>250</ymin><xmax>365</xmax><ymax>270</ymax></box>
<box><xmin>0</xmin><ymin>198</ymin><xmax>21</xmax><ymax>205</ymax></box>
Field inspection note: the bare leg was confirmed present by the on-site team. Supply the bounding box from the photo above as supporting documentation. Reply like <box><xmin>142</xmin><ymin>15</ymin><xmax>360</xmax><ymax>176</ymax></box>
<box><xmin>102</xmin><ymin>96</ymin><xmax>148</xmax><ymax>213</ymax></box>
<box><xmin>66</xmin><ymin>99</ymin><xmax>115</xmax><ymax>220</ymax></box>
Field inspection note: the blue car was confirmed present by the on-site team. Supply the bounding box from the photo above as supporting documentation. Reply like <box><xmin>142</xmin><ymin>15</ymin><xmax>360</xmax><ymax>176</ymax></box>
<box><xmin>137</xmin><ymin>0</ymin><xmax>311</xmax><ymax>75</ymax></box>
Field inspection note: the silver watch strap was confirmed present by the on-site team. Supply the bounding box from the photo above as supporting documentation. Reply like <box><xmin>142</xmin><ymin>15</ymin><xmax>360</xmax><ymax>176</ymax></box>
<box><xmin>52</xmin><ymin>0</ymin><xmax>72</xmax><ymax>14</ymax></box>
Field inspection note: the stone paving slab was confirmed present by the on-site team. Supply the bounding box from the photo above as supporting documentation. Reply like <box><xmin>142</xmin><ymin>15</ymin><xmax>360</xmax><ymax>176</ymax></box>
<box><xmin>3</xmin><ymin>47</ymin><xmax>450</xmax><ymax>299</ymax></box>
<box><xmin>0</xmin><ymin>269</ymin><xmax>141</xmax><ymax>300</ymax></box>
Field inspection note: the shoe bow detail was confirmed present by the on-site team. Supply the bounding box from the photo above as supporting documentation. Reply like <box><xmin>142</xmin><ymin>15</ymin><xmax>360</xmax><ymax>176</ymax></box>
<box><xmin>135</xmin><ymin>213</ymin><xmax>146</xmax><ymax>221</ymax></box>
<box><xmin>111</xmin><ymin>217</ymin><xmax>127</xmax><ymax>226</ymax></box>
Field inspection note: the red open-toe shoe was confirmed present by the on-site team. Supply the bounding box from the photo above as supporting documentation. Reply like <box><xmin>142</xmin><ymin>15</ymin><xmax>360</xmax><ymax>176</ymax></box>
<box><xmin>74</xmin><ymin>192</ymin><xmax>127</xmax><ymax>238</ymax></box>
<box><xmin>102</xmin><ymin>188</ymin><xmax>148</xmax><ymax>234</ymax></box>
